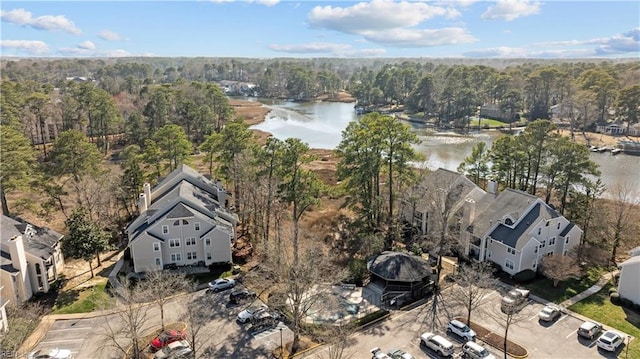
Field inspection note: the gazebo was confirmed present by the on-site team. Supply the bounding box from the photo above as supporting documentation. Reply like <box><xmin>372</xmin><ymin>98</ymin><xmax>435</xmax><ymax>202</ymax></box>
<box><xmin>363</xmin><ymin>251</ymin><xmax>434</xmax><ymax>308</ymax></box>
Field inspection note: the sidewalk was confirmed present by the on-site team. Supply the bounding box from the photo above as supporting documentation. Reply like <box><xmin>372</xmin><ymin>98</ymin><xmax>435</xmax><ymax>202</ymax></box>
<box><xmin>559</xmin><ymin>269</ymin><xmax>618</xmax><ymax>308</ymax></box>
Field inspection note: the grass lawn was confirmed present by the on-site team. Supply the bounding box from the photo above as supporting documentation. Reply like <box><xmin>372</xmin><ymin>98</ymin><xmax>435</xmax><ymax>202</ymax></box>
<box><xmin>53</xmin><ymin>279</ymin><xmax>112</xmax><ymax>314</ymax></box>
<box><xmin>523</xmin><ymin>267</ymin><xmax>603</xmax><ymax>303</ymax></box>
<box><xmin>570</xmin><ymin>283</ymin><xmax>640</xmax><ymax>358</ymax></box>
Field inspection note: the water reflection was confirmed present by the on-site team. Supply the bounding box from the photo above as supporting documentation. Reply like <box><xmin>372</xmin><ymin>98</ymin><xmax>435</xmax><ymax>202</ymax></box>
<box><xmin>245</xmin><ymin>98</ymin><xmax>639</xmax><ymax>196</ymax></box>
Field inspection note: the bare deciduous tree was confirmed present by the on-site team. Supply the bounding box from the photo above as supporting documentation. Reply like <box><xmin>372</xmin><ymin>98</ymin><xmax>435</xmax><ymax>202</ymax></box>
<box><xmin>541</xmin><ymin>254</ymin><xmax>581</xmax><ymax>287</ymax></box>
<box><xmin>181</xmin><ymin>292</ymin><xmax>222</xmax><ymax>359</ymax></box>
<box><xmin>604</xmin><ymin>182</ymin><xmax>640</xmax><ymax>265</ymax></box>
<box><xmin>97</xmin><ymin>277</ymin><xmax>150</xmax><ymax>359</ymax></box>
<box><xmin>449</xmin><ymin>262</ymin><xmax>497</xmax><ymax>326</ymax></box>
<box><xmin>313</xmin><ymin>325</ymin><xmax>357</xmax><ymax>359</ymax></box>
<box><xmin>139</xmin><ymin>270</ymin><xmax>191</xmax><ymax>331</ymax></box>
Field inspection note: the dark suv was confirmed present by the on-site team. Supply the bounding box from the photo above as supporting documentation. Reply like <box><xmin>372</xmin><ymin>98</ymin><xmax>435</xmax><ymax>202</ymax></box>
<box><xmin>229</xmin><ymin>289</ymin><xmax>256</xmax><ymax>304</ymax></box>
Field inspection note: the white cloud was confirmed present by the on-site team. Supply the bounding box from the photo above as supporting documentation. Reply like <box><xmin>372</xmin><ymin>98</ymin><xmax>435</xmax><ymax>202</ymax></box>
<box><xmin>269</xmin><ymin>42</ymin><xmax>352</xmax><ymax>53</ymax></box>
<box><xmin>99</xmin><ymin>30</ymin><xmax>121</xmax><ymax>41</ymax></box>
<box><xmin>0</xmin><ymin>8</ymin><xmax>81</xmax><ymax>34</ymax></box>
<box><xmin>78</xmin><ymin>40</ymin><xmax>96</xmax><ymax>50</ymax></box>
<box><xmin>481</xmin><ymin>0</ymin><xmax>540</xmax><ymax>21</ymax></box>
<box><xmin>539</xmin><ymin>28</ymin><xmax>640</xmax><ymax>56</ymax></box>
<box><xmin>308</xmin><ymin>0</ymin><xmax>455</xmax><ymax>34</ymax></box>
<box><xmin>58</xmin><ymin>47</ymin><xmax>131</xmax><ymax>57</ymax></box>
<box><xmin>1</xmin><ymin>39</ymin><xmax>49</xmax><ymax>55</ymax></box>
<box><xmin>362</xmin><ymin>27</ymin><xmax>476</xmax><ymax>47</ymax></box>
<box><xmin>463</xmin><ymin>46</ymin><xmax>529</xmax><ymax>58</ymax></box>
<box><xmin>268</xmin><ymin>41</ymin><xmax>385</xmax><ymax>57</ymax></box>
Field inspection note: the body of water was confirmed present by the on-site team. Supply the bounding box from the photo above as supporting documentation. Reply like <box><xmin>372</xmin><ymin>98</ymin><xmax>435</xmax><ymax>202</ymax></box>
<box><xmin>246</xmin><ymin>98</ymin><xmax>639</xmax><ymax>196</ymax></box>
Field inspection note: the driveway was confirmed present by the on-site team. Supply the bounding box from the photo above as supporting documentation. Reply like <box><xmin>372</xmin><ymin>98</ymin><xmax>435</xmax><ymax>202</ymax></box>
<box><xmin>304</xmin><ymin>284</ymin><xmax>626</xmax><ymax>359</ymax></box>
<box><xmin>27</xmin><ymin>286</ymin><xmax>293</xmax><ymax>359</ymax></box>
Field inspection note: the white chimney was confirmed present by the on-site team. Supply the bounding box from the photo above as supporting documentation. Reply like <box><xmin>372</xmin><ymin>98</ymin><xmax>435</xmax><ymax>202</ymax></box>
<box><xmin>143</xmin><ymin>183</ymin><xmax>151</xmax><ymax>207</ymax></box>
<box><xmin>488</xmin><ymin>180</ymin><xmax>498</xmax><ymax>195</ymax></box>
<box><xmin>8</xmin><ymin>235</ymin><xmax>33</xmax><ymax>301</ymax></box>
<box><xmin>138</xmin><ymin>193</ymin><xmax>147</xmax><ymax>214</ymax></box>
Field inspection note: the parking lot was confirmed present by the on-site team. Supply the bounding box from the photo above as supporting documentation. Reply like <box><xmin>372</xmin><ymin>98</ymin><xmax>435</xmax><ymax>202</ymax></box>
<box><xmin>27</xmin><ymin>286</ymin><xmax>293</xmax><ymax>359</ymax></box>
<box><xmin>304</xmin><ymin>285</ymin><xmax>630</xmax><ymax>359</ymax></box>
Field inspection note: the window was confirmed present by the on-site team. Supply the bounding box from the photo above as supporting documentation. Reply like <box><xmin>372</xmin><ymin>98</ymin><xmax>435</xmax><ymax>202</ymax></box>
<box><xmin>186</xmin><ymin>237</ymin><xmax>196</xmax><ymax>246</ymax></box>
<box><xmin>533</xmin><ymin>261</ymin><xmax>537</xmax><ymax>268</ymax></box>
<box><xmin>162</xmin><ymin>225</ymin><xmax>168</xmax><ymax>234</ymax></box>
<box><xmin>170</xmin><ymin>253</ymin><xmax>182</xmax><ymax>262</ymax></box>
<box><xmin>169</xmin><ymin>239</ymin><xmax>180</xmax><ymax>248</ymax></box>
<box><xmin>557</xmin><ymin>222</ymin><xmax>561</xmax><ymax>229</ymax></box>
<box><xmin>563</xmin><ymin>250</ymin><xmax>568</xmax><ymax>256</ymax></box>
<box><xmin>534</xmin><ymin>247</ymin><xmax>538</xmax><ymax>254</ymax></box>
<box><xmin>546</xmin><ymin>251</ymin><xmax>554</xmax><ymax>257</ymax></box>
<box><xmin>205</xmin><ymin>238</ymin><xmax>211</xmax><ymax>246</ymax></box>
<box><xmin>182</xmin><ymin>219</ymin><xmax>189</xmax><ymax>225</ymax></box>
<box><xmin>173</xmin><ymin>220</ymin><xmax>180</xmax><ymax>226</ymax></box>
<box><xmin>153</xmin><ymin>242</ymin><xmax>160</xmax><ymax>251</ymax></box>
<box><xmin>487</xmin><ymin>250</ymin><xmax>492</xmax><ymax>258</ymax></box>
<box><xmin>507</xmin><ymin>247</ymin><xmax>516</xmax><ymax>255</ymax></box>
<box><xmin>195</xmin><ymin>222</ymin><xmax>200</xmax><ymax>231</ymax></box>
<box><xmin>538</xmin><ymin>228</ymin><xmax>541</xmax><ymax>235</ymax></box>
<box><xmin>545</xmin><ymin>221</ymin><xmax>549</xmax><ymax>227</ymax></box>
<box><xmin>505</xmin><ymin>259</ymin><xmax>514</xmax><ymax>270</ymax></box>
<box><xmin>549</xmin><ymin>237</ymin><xmax>556</xmax><ymax>245</ymax></box>
<box><xmin>207</xmin><ymin>252</ymin><xmax>212</xmax><ymax>260</ymax></box>
<box><xmin>540</xmin><ymin>240</ymin><xmax>546</xmax><ymax>248</ymax></box>
<box><xmin>187</xmin><ymin>252</ymin><xmax>197</xmax><ymax>260</ymax></box>
<box><xmin>565</xmin><ymin>236</ymin><xmax>570</xmax><ymax>244</ymax></box>
<box><xmin>155</xmin><ymin>258</ymin><xmax>161</xmax><ymax>266</ymax></box>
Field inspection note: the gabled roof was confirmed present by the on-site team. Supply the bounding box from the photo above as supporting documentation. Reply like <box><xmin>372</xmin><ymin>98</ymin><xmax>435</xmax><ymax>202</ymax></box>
<box><xmin>559</xmin><ymin>222</ymin><xmax>575</xmax><ymax>237</ymax></box>
<box><xmin>367</xmin><ymin>251</ymin><xmax>432</xmax><ymax>282</ymax></box>
<box><xmin>412</xmin><ymin>168</ymin><xmax>486</xmax><ymax>212</ymax></box>
<box><xmin>468</xmin><ymin>188</ymin><xmax>540</xmax><ymax>240</ymax></box>
<box><xmin>165</xmin><ymin>203</ymin><xmax>195</xmax><ymax>219</ymax></box>
<box><xmin>0</xmin><ymin>215</ymin><xmax>63</xmax><ymax>261</ymax></box>
<box><xmin>489</xmin><ymin>202</ymin><xmax>559</xmax><ymax>249</ymax></box>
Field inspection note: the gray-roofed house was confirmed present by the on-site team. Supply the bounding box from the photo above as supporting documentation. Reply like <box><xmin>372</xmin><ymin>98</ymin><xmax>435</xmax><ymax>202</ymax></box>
<box><xmin>617</xmin><ymin>248</ymin><xmax>640</xmax><ymax>306</ymax></box>
<box><xmin>364</xmin><ymin>251</ymin><xmax>433</xmax><ymax>308</ymax></box>
<box><xmin>465</xmin><ymin>188</ymin><xmax>582</xmax><ymax>276</ymax></box>
<box><xmin>400</xmin><ymin>168</ymin><xmax>488</xmax><ymax>238</ymax></box>
<box><xmin>0</xmin><ymin>215</ymin><xmax>65</xmax><ymax>306</ymax></box>
<box><xmin>126</xmin><ymin>164</ymin><xmax>239</xmax><ymax>273</ymax></box>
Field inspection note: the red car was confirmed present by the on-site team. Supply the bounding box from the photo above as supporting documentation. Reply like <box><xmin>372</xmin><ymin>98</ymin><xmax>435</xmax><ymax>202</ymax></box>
<box><xmin>150</xmin><ymin>329</ymin><xmax>187</xmax><ymax>350</ymax></box>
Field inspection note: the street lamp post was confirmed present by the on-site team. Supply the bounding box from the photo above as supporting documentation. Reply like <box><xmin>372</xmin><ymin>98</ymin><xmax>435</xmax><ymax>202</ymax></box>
<box><xmin>626</xmin><ymin>335</ymin><xmax>631</xmax><ymax>359</ymax></box>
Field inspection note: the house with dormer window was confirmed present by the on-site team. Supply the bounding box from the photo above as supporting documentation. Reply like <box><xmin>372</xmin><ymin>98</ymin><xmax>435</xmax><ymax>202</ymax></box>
<box><xmin>126</xmin><ymin>164</ymin><xmax>238</xmax><ymax>273</ymax></box>
<box><xmin>401</xmin><ymin>168</ymin><xmax>582</xmax><ymax>277</ymax></box>
<box><xmin>0</xmin><ymin>215</ymin><xmax>65</xmax><ymax>305</ymax></box>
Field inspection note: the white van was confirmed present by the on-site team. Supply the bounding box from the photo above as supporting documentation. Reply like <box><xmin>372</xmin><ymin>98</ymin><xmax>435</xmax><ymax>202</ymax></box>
<box><xmin>462</xmin><ymin>341</ymin><xmax>496</xmax><ymax>359</ymax></box>
<box><xmin>420</xmin><ymin>332</ymin><xmax>454</xmax><ymax>357</ymax></box>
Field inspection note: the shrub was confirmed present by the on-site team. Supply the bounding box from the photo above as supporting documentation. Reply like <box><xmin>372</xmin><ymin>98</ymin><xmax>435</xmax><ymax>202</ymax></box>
<box><xmin>620</xmin><ymin>297</ymin><xmax>633</xmax><ymax>308</ymax></box>
<box><xmin>353</xmin><ymin>309</ymin><xmax>389</xmax><ymax>327</ymax></box>
<box><xmin>608</xmin><ymin>287</ymin><xmax>618</xmax><ymax>294</ymax></box>
<box><xmin>632</xmin><ymin>303</ymin><xmax>640</xmax><ymax>313</ymax></box>
<box><xmin>348</xmin><ymin>258</ymin><xmax>367</xmax><ymax>286</ymax></box>
<box><xmin>513</xmin><ymin>269</ymin><xmax>536</xmax><ymax>283</ymax></box>
<box><xmin>610</xmin><ymin>292</ymin><xmax>621</xmax><ymax>305</ymax></box>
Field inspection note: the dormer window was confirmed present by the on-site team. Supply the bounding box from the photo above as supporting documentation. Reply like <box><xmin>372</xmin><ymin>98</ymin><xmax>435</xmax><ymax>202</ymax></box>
<box><xmin>173</xmin><ymin>220</ymin><xmax>180</xmax><ymax>226</ymax></box>
<box><xmin>182</xmin><ymin>220</ymin><xmax>189</xmax><ymax>225</ymax></box>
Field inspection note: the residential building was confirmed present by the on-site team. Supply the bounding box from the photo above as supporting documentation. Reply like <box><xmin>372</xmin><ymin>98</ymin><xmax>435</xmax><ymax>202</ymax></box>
<box><xmin>401</xmin><ymin>168</ymin><xmax>582</xmax><ymax>276</ymax></box>
<box><xmin>0</xmin><ymin>285</ymin><xmax>8</xmax><ymax>332</ymax></box>
<box><xmin>0</xmin><ymin>215</ymin><xmax>65</xmax><ymax>305</ymax></box>
<box><xmin>126</xmin><ymin>164</ymin><xmax>238</xmax><ymax>273</ymax></box>
<box><xmin>617</xmin><ymin>248</ymin><xmax>640</xmax><ymax>305</ymax></box>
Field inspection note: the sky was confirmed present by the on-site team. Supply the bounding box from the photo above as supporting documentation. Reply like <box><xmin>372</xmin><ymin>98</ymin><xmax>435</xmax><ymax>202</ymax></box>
<box><xmin>1</xmin><ymin>0</ymin><xmax>639</xmax><ymax>59</ymax></box>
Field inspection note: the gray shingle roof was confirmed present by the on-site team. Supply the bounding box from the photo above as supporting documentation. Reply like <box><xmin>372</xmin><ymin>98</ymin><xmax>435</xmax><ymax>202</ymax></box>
<box><xmin>413</xmin><ymin>168</ymin><xmax>485</xmax><ymax>212</ymax></box>
<box><xmin>367</xmin><ymin>251</ymin><xmax>432</xmax><ymax>282</ymax></box>
<box><xmin>468</xmin><ymin>188</ymin><xmax>540</xmax><ymax>240</ymax></box>
<box><xmin>0</xmin><ymin>215</ymin><xmax>63</xmax><ymax>262</ymax></box>
<box><xmin>488</xmin><ymin>200</ymin><xmax>560</xmax><ymax>249</ymax></box>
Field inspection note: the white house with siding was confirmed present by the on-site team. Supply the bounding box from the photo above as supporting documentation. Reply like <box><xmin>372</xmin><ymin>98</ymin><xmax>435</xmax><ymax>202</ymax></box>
<box><xmin>617</xmin><ymin>248</ymin><xmax>640</xmax><ymax>305</ymax></box>
<box><xmin>401</xmin><ymin>169</ymin><xmax>583</xmax><ymax>276</ymax></box>
<box><xmin>126</xmin><ymin>165</ymin><xmax>238</xmax><ymax>273</ymax></box>
<box><xmin>0</xmin><ymin>215</ymin><xmax>65</xmax><ymax>306</ymax></box>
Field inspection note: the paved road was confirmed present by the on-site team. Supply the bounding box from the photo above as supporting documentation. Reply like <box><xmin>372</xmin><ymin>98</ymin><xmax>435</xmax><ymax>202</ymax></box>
<box><xmin>29</xmin><ymin>287</ymin><xmax>293</xmax><ymax>359</ymax></box>
<box><xmin>304</xmin><ymin>285</ymin><xmax>626</xmax><ymax>359</ymax></box>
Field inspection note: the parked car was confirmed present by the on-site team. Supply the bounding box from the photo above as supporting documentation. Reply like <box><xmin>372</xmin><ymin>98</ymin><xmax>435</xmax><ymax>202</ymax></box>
<box><xmin>538</xmin><ymin>305</ymin><xmax>562</xmax><ymax>322</ymax></box>
<box><xmin>462</xmin><ymin>341</ymin><xmax>496</xmax><ymax>359</ymax></box>
<box><xmin>249</xmin><ymin>310</ymin><xmax>279</xmax><ymax>333</ymax></box>
<box><xmin>229</xmin><ymin>288</ymin><xmax>256</xmax><ymax>304</ymax></box>
<box><xmin>596</xmin><ymin>330</ymin><xmax>624</xmax><ymax>352</ymax></box>
<box><xmin>237</xmin><ymin>303</ymin><xmax>268</xmax><ymax>323</ymax></box>
<box><xmin>387</xmin><ymin>348</ymin><xmax>415</xmax><ymax>359</ymax></box>
<box><xmin>447</xmin><ymin>319</ymin><xmax>477</xmax><ymax>341</ymax></box>
<box><xmin>150</xmin><ymin>329</ymin><xmax>187</xmax><ymax>350</ymax></box>
<box><xmin>371</xmin><ymin>347</ymin><xmax>392</xmax><ymax>359</ymax></box>
<box><xmin>207</xmin><ymin>278</ymin><xmax>236</xmax><ymax>292</ymax></box>
<box><xmin>28</xmin><ymin>348</ymin><xmax>73</xmax><ymax>359</ymax></box>
<box><xmin>578</xmin><ymin>321</ymin><xmax>603</xmax><ymax>340</ymax></box>
<box><xmin>420</xmin><ymin>332</ymin><xmax>454</xmax><ymax>357</ymax></box>
<box><xmin>500</xmin><ymin>288</ymin><xmax>529</xmax><ymax>314</ymax></box>
<box><xmin>154</xmin><ymin>340</ymin><xmax>192</xmax><ymax>359</ymax></box>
